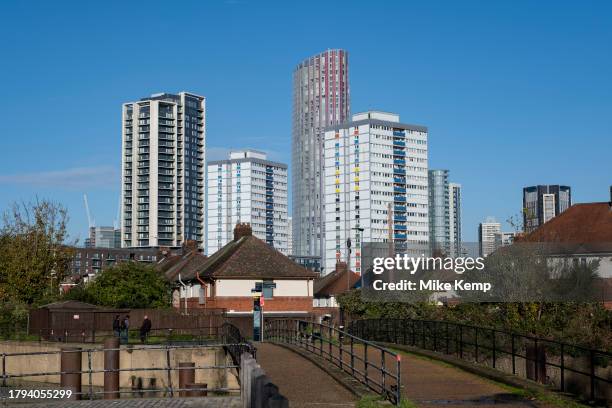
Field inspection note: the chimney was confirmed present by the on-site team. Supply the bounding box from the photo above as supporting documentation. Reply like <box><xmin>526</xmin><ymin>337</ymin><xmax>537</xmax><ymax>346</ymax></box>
<box><xmin>335</xmin><ymin>261</ymin><xmax>348</xmax><ymax>274</ymax></box>
<box><xmin>234</xmin><ymin>223</ymin><xmax>253</xmax><ymax>241</ymax></box>
<box><xmin>184</xmin><ymin>240</ymin><xmax>198</xmax><ymax>252</ymax></box>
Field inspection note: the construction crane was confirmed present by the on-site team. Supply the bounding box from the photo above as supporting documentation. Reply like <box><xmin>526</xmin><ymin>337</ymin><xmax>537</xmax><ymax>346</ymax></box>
<box><xmin>83</xmin><ymin>194</ymin><xmax>95</xmax><ymax>229</ymax></box>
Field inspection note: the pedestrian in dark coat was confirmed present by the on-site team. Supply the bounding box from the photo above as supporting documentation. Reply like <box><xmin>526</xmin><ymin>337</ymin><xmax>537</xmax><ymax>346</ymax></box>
<box><xmin>112</xmin><ymin>315</ymin><xmax>120</xmax><ymax>338</ymax></box>
<box><xmin>140</xmin><ymin>315</ymin><xmax>152</xmax><ymax>343</ymax></box>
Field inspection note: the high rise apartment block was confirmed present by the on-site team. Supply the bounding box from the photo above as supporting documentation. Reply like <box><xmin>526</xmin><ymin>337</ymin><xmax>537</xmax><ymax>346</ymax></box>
<box><xmin>428</xmin><ymin>170</ymin><xmax>462</xmax><ymax>256</ymax></box>
<box><xmin>292</xmin><ymin>49</ymin><xmax>350</xmax><ymax>259</ymax></box>
<box><xmin>121</xmin><ymin>92</ymin><xmax>206</xmax><ymax>249</ymax></box>
<box><xmin>323</xmin><ymin>111</ymin><xmax>429</xmax><ymax>274</ymax></box>
<box><xmin>206</xmin><ymin>150</ymin><xmax>288</xmax><ymax>255</ymax></box>
<box><xmin>479</xmin><ymin>217</ymin><xmax>502</xmax><ymax>257</ymax></box>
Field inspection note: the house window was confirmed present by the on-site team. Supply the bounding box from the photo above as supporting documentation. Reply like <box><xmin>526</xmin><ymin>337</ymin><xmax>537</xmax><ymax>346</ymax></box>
<box><xmin>262</xmin><ymin>280</ymin><xmax>274</xmax><ymax>299</ymax></box>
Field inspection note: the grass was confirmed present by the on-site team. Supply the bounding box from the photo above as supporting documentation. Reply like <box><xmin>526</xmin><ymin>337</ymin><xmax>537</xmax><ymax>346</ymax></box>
<box><xmin>356</xmin><ymin>395</ymin><xmax>417</xmax><ymax>408</ymax></box>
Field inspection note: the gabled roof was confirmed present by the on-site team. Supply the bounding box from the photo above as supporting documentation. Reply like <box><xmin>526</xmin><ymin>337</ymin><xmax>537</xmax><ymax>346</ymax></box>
<box><xmin>160</xmin><ymin>251</ymin><xmax>209</xmax><ymax>282</ymax></box>
<box><xmin>40</xmin><ymin>300</ymin><xmax>99</xmax><ymax>310</ymax></box>
<box><xmin>521</xmin><ymin>202</ymin><xmax>612</xmax><ymax>253</ymax></box>
<box><xmin>523</xmin><ymin>202</ymin><xmax>612</xmax><ymax>240</ymax></box>
<box><xmin>314</xmin><ymin>263</ymin><xmax>360</xmax><ymax>296</ymax></box>
<box><xmin>180</xmin><ymin>235</ymin><xmax>317</xmax><ymax>281</ymax></box>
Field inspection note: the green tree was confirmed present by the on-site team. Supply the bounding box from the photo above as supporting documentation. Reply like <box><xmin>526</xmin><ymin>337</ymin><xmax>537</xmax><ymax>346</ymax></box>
<box><xmin>65</xmin><ymin>262</ymin><xmax>171</xmax><ymax>309</ymax></box>
<box><xmin>0</xmin><ymin>199</ymin><xmax>74</xmax><ymax>306</ymax></box>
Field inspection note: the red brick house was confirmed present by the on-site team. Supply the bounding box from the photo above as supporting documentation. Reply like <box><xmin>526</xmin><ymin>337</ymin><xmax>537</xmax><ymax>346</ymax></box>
<box><xmin>521</xmin><ymin>196</ymin><xmax>612</xmax><ymax>307</ymax></box>
<box><xmin>167</xmin><ymin>224</ymin><xmax>317</xmax><ymax>317</ymax></box>
<box><xmin>312</xmin><ymin>262</ymin><xmax>360</xmax><ymax>324</ymax></box>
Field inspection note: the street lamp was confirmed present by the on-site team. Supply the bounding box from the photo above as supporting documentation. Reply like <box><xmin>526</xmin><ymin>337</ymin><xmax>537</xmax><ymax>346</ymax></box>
<box><xmin>346</xmin><ymin>227</ymin><xmax>365</xmax><ymax>291</ymax></box>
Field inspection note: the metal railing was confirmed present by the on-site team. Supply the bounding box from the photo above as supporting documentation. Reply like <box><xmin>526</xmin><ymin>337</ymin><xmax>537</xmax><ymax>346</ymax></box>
<box><xmin>266</xmin><ymin>319</ymin><xmax>401</xmax><ymax>405</ymax></box>
<box><xmin>349</xmin><ymin>318</ymin><xmax>612</xmax><ymax>404</ymax></box>
<box><xmin>28</xmin><ymin>327</ymin><xmax>220</xmax><ymax>344</ymax></box>
<box><xmin>0</xmin><ymin>342</ymin><xmax>252</xmax><ymax>401</ymax></box>
<box><xmin>221</xmin><ymin>322</ymin><xmax>256</xmax><ymax>365</ymax></box>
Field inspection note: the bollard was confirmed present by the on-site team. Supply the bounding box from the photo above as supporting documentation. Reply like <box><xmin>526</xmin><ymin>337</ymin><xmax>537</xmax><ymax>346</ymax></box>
<box><xmin>178</xmin><ymin>362</ymin><xmax>195</xmax><ymax>397</ymax></box>
<box><xmin>186</xmin><ymin>382</ymin><xmax>207</xmax><ymax>397</ymax></box>
<box><xmin>103</xmin><ymin>337</ymin><xmax>120</xmax><ymax>399</ymax></box>
<box><xmin>60</xmin><ymin>347</ymin><xmax>82</xmax><ymax>400</ymax></box>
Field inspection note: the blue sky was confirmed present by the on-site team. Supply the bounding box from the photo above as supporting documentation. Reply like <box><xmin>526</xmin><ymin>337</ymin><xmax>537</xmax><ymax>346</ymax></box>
<box><xmin>0</xmin><ymin>0</ymin><xmax>610</xmax><ymax>243</ymax></box>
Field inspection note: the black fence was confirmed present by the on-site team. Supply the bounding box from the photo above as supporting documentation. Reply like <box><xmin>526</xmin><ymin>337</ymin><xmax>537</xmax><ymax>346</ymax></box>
<box><xmin>349</xmin><ymin>318</ymin><xmax>612</xmax><ymax>404</ymax></box>
<box><xmin>266</xmin><ymin>319</ymin><xmax>401</xmax><ymax>405</ymax></box>
<box><xmin>221</xmin><ymin>322</ymin><xmax>256</xmax><ymax>366</ymax></box>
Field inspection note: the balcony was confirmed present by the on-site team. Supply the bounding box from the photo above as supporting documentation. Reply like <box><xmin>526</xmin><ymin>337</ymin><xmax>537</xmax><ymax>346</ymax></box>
<box><xmin>393</xmin><ymin>177</ymin><xmax>405</xmax><ymax>184</ymax></box>
<box><xmin>394</xmin><ymin>225</ymin><xmax>407</xmax><ymax>231</ymax></box>
<box><xmin>394</xmin><ymin>205</ymin><xmax>406</xmax><ymax>213</ymax></box>
<box><xmin>394</xmin><ymin>233</ymin><xmax>407</xmax><ymax>239</ymax></box>
<box><xmin>393</xmin><ymin>168</ymin><xmax>405</xmax><ymax>175</ymax></box>
<box><xmin>393</xmin><ymin>130</ymin><xmax>405</xmax><ymax>137</ymax></box>
<box><xmin>392</xmin><ymin>139</ymin><xmax>405</xmax><ymax>147</ymax></box>
<box><xmin>394</xmin><ymin>215</ymin><xmax>407</xmax><ymax>222</ymax></box>
<box><xmin>394</xmin><ymin>196</ymin><xmax>406</xmax><ymax>203</ymax></box>
<box><xmin>393</xmin><ymin>150</ymin><xmax>406</xmax><ymax>156</ymax></box>
<box><xmin>394</xmin><ymin>159</ymin><xmax>406</xmax><ymax>165</ymax></box>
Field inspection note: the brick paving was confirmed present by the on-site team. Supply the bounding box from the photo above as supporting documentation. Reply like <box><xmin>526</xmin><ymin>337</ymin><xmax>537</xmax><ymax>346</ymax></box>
<box><xmin>342</xmin><ymin>343</ymin><xmax>543</xmax><ymax>407</ymax></box>
<box><xmin>255</xmin><ymin>342</ymin><xmax>356</xmax><ymax>407</ymax></box>
<box><xmin>265</xmin><ymin>338</ymin><xmax>551</xmax><ymax>407</ymax></box>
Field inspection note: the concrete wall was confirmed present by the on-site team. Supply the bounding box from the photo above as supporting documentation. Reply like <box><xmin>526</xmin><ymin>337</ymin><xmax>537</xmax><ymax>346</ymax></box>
<box><xmin>0</xmin><ymin>341</ymin><xmax>238</xmax><ymax>393</ymax></box>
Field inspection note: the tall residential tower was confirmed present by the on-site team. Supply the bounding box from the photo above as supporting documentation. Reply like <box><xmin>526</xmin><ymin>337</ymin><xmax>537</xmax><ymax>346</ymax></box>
<box><xmin>121</xmin><ymin>92</ymin><xmax>206</xmax><ymax>248</ymax></box>
<box><xmin>479</xmin><ymin>217</ymin><xmax>501</xmax><ymax>257</ymax></box>
<box><xmin>428</xmin><ymin>170</ymin><xmax>462</xmax><ymax>256</ymax></box>
<box><xmin>323</xmin><ymin>111</ymin><xmax>429</xmax><ymax>274</ymax></box>
<box><xmin>206</xmin><ymin>150</ymin><xmax>288</xmax><ymax>255</ymax></box>
<box><xmin>292</xmin><ymin>49</ymin><xmax>350</xmax><ymax>259</ymax></box>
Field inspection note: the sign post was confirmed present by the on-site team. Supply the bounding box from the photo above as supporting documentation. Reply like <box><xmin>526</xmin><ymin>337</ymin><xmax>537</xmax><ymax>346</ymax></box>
<box><xmin>251</xmin><ymin>281</ymin><xmax>276</xmax><ymax>341</ymax></box>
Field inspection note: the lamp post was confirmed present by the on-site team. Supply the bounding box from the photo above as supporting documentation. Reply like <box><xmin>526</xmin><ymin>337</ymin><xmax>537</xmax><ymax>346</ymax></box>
<box><xmin>346</xmin><ymin>227</ymin><xmax>365</xmax><ymax>291</ymax></box>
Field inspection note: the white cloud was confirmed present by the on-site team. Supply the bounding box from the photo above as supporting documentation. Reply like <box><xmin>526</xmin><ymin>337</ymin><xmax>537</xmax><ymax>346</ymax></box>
<box><xmin>0</xmin><ymin>166</ymin><xmax>119</xmax><ymax>190</ymax></box>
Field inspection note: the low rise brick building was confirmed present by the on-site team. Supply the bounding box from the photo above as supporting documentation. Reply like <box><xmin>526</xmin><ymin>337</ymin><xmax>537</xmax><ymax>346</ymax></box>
<box><xmin>168</xmin><ymin>224</ymin><xmax>317</xmax><ymax>317</ymax></box>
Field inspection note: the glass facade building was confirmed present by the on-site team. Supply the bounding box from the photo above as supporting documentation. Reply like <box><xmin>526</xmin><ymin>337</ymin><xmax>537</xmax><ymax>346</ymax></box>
<box><xmin>522</xmin><ymin>185</ymin><xmax>571</xmax><ymax>233</ymax></box>
<box><xmin>428</xmin><ymin>170</ymin><xmax>462</xmax><ymax>256</ymax></box>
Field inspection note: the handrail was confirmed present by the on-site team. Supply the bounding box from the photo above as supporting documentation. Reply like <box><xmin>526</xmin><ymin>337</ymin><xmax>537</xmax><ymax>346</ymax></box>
<box><xmin>266</xmin><ymin>318</ymin><xmax>401</xmax><ymax>405</ymax></box>
<box><xmin>0</xmin><ymin>343</ymin><xmax>249</xmax><ymax>400</ymax></box>
<box><xmin>349</xmin><ymin>318</ymin><xmax>611</xmax><ymax>404</ymax></box>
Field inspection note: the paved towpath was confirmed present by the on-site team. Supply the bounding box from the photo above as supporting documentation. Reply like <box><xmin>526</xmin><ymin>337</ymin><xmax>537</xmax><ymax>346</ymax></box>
<box><xmin>255</xmin><ymin>342</ymin><xmax>356</xmax><ymax>407</ymax></box>
<box><xmin>260</xmin><ymin>340</ymin><xmax>550</xmax><ymax>408</ymax></box>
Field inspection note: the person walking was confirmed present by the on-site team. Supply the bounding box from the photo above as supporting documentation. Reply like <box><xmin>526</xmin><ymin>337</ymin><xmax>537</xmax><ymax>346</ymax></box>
<box><xmin>139</xmin><ymin>315</ymin><xmax>152</xmax><ymax>344</ymax></box>
<box><xmin>112</xmin><ymin>315</ymin><xmax>120</xmax><ymax>338</ymax></box>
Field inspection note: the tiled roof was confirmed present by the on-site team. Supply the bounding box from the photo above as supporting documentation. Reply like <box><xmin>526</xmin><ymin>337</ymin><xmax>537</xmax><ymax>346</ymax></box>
<box><xmin>160</xmin><ymin>251</ymin><xmax>209</xmax><ymax>281</ymax></box>
<box><xmin>521</xmin><ymin>202</ymin><xmax>612</xmax><ymax>253</ymax></box>
<box><xmin>314</xmin><ymin>263</ymin><xmax>360</xmax><ymax>296</ymax></box>
<box><xmin>178</xmin><ymin>235</ymin><xmax>317</xmax><ymax>281</ymax></box>
<box><xmin>524</xmin><ymin>202</ymin><xmax>612</xmax><ymax>242</ymax></box>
